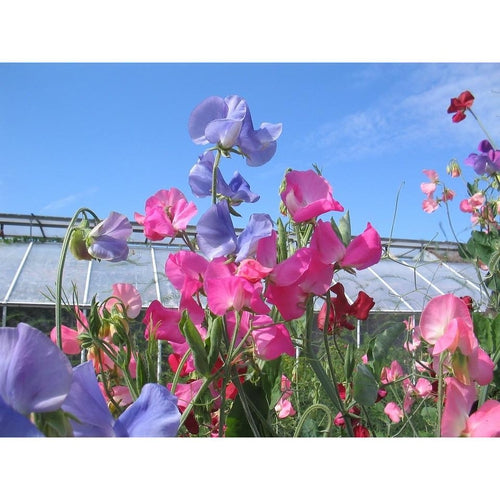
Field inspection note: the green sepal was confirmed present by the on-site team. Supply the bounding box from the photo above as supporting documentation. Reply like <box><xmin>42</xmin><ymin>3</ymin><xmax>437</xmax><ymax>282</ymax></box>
<box><xmin>179</xmin><ymin>310</ymin><xmax>210</xmax><ymax>376</ymax></box>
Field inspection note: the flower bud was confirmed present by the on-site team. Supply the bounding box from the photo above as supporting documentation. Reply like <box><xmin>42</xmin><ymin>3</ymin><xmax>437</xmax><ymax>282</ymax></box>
<box><xmin>69</xmin><ymin>225</ymin><xmax>93</xmax><ymax>261</ymax></box>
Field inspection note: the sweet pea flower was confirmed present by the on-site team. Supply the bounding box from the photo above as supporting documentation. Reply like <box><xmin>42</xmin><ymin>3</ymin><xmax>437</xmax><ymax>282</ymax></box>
<box><xmin>196</xmin><ymin>200</ymin><xmax>274</xmax><ymax>262</ymax></box>
<box><xmin>380</xmin><ymin>360</ymin><xmax>404</xmax><ymax>385</ymax></box>
<box><xmin>188</xmin><ymin>95</ymin><xmax>282</xmax><ymax>166</ymax></box>
<box><xmin>50</xmin><ymin>306</ymin><xmax>88</xmax><ymax>355</ymax></box>
<box><xmin>447</xmin><ymin>90</ymin><xmax>474</xmax><ymax>123</ymax></box>
<box><xmin>274</xmin><ymin>375</ymin><xmax>296</xmax><ymax>419</ymax></box>
<box><xmin>189</xmin><ymin>151</ymin><xmax>260</xmax><ymax>204</ymax></box>
<box><xmin>203</xmin><ymin>257</ymin><xmax>269</xmax><ymax>316</ymax></box>
<box><xmin>317</xmin><ymin>282</ymin><xmax>375</xmax><ymax>334</ymax></box>
<box><xmin>106</xmin><ymin>283</ymin><xmax>142</xmax><ymax>319</ymax></box>
<box><xmin>70</xmin><ymin>212</ymin><xmax>132</xmax><ymax>262</ymax></box>
<box><xmin>384</xmin><ymin>402</ymin><xmax>404</xmax><ymax>423</ymax></box>
<box><xmin>134</xmin><ymin>188</ymin><xmax>197</xmax><ymax>241</ymax></box>
<box><xmin>441</xmin><ymin>377</ymin><xmax>500</xmax><ymax>437</ymax></box>
<box><xmin>310</xmin><ymin>221</ymin><xmax>382</xmax><ymax>271</ymax></box>
<box><xmin>459</xmin><ymin>192</ymin><xmax>485</xmax><ymax>213</ymax></box>
<box><xmin>265</xmin><ymin>247</ymin><xmax>333</xmax><ymax>321</ymax></box>
<box><xmin>464</xmin><ymin>139</ymin><xmax>500</xmax><ymax>175</ymax></box>
<box><xmin>250</xmin><ymin>315</ymin><xmax>295</xmax><ymax>360</ymax></box>
<box><xmin>62</xmin><ymin>361</ymin><xmax>180</xmax><ymax>437</ymax></box>
<box><xmin>0</xmin><ymin>323</ymin><xmax>73</xmax><ymax>437</ymax></box>
<box><xmin>418</xmin><ymin>294</ymin><xmax>494</xmax><ymax>386</ymax></box>
<box><xmin>280</xmin><ymin>169</ymin><xmax>344</xmax><ymax>223</ymax></box>
<box><xmin>189</xmin><ymin>95</ymin><xmax>247</xmax><ymax>149</ymax></box>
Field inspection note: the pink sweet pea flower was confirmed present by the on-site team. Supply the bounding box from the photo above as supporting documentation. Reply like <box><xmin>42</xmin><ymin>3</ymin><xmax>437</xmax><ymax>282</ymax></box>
<box><xmin>419</xmin><ymin>294</ymin><xmax>494</xmax><ymax>386</ymax></box>
<box><xmin>441</xmin><ymin>377</ymin><xmax>500</xmax><ymax>437</ymax></box>
<box><xmin>274</xmin><ymin>375</ymin><xmax>296</xmax><ymax>419</ymax></box>
<box><xmin>251</xmin><ymin>315</ymin><xmax>295</xmax><ymax>360</ymax></box>
<box><xmin>143</xmin><ymin>300</ymin><xmax>185</xmax><ymax>344</ymax></box>
<box><xmin>50</xmin><ymin>307</ymin><xmax>88</xmax><ymax>355</ymax></box>
<box><xmin>134</xmin><ymin>188</ymin><xmax>197</xmax><ymax>241</ymax></box>
<box><xmin>280</xmin><ymin>169</ymin><xmax>344</xmax><ymax>223</ymax></box>
<box><xmin>380</xmin><ymin>360</ymin><xmax>404</xmax><ymax>385</ymax></box>
<box><xmin>265</xmin><ymin>247</ymin><xmax>333</xmax><ymax>320</ymax></box>
<box><xmin>422</xmin><ymin>197</ymin><xmax>439</xmax><ymax>213</ymax></box>
<box><xmin>339</xmin><ymin>223</ymin><xmax>382</xmax><ymax>270</ymax></box>
<box><xmin>384</xmin><ymin>402</ymin><xmax>404</xmax><ymax>423</ymax></box>
<box><xmin>106</xmin><ymin>283</ymin><xmax>142</xmax><ymax>319</ymax></box>
<box><xmin>204</xmin><ymin>258</ymin><xmax>269</xmax><ymax>316</ymax></box>
<box><xmin>419</xmin><ymin>294</ymin><xmax>475</xmax><ymax>352</ymax></box>
<box><xmin>459</xmin><ymin>192</ymin><xmax>485</xmax><ymax>213</ymax></box>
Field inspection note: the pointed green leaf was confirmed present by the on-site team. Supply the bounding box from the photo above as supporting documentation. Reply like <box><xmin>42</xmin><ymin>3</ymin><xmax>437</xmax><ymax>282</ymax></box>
<box><xmin>353</xmin><ymin>363</ymin><xmax>379</xmax><ymax>406</ymax></box>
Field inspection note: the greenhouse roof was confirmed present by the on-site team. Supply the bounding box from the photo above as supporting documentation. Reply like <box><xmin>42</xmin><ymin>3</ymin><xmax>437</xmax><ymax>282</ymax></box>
<box><xmin>0</xmin><ymin>213</ymin><xmax>489</xmax><ymax>313</ymax></box>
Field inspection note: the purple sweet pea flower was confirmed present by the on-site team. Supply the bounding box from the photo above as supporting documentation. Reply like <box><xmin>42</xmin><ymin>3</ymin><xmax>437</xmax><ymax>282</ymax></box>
<box><xmin>235</xmin><ymin>212</ymin><xmax>274</xmax><ymax>262</ymax></box>
<box><xmin>189</xmin><ymin>151</ymin><xmax>260</xmax><ymax>204</ymax></box>
<box><xmin>87</xmin><ymin>211</ymin><xmax>133</xmax><ymax>262</ymax></box>
<box><xmin>464</xmin><ymin>139</ymin><xmax>500</xmax><ymax>175</ymax></box>
<box><xmin>188</xmin><ymin>95</ymin><xmax>247</xmax><ymax>149</ymax></box>
<box><xmin>197</xmin><ymin>200</ymin><xmax>238</xmax><ymax>260</ymax></box>
<box><xmin>196</xmin><ymin>200</ymin><xmax>273</xmax><ymax>262</ymax></box>
<box><xmin>188</xmin><ymin>95</ymin><xmax>282</xmax><ymax>167</ymax></box>
<box><xmin>238</xmin><ymin>107</ymin><xmax>283</xmax><ymax>167</ymax></box>
<box><xmin>62</xmin><ymin>361</ymin><xmax>180</xmax><ymax>437</ymax></box>
<box><xmin>0</xmin><ymin>323</ymin><xmax>73</xmax><ymax>437</ymax></box>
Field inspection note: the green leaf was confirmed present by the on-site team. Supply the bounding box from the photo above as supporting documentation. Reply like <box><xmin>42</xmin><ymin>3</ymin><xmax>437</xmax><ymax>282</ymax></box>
<box><xmin>206</xmin><ymin>315</ymin><xmax>224</xmax><ymax>370</ymax></box>
<box><xmin>372</xmin><ymin>322</ymin><xmax>406</xmax><ymax>373</ymax></box>
<box><xmin>179</xmin><ymin>310</ymin><xmax>210</xmax><ymax>376</ymax></box>
<box><xmin>338</xmin><ymin>210</ymin><xmax>351</xmax><ymax>247</ymax></box>
<box><xmin>353</xmin><ymin>364</ymin><xmax>379</xmax><ymax>406</ymax></box>
<box><xmin>225</xmin><ymin>382</ymin><xmax>272</xmax><ymax>437</ymax></box>
<box><xmin>472</xmin><ymin>311</ymin><xmax>493</xmax><ymax>354</ymax></box>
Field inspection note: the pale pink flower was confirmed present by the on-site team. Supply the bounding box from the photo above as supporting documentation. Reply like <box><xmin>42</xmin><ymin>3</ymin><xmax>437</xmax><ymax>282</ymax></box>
<box><xmin>380</xmin><ymin>360</ymin><xmax>404</xmax><ymax>384</ymax></box>
<box><xmin>441</xmin><ymin>377</ymin><xmax>500</xmax><ymax>437</ymax></box>
<box><xmin>422</xmin><ymin>197</ymin><xmax>439</xmax><ymax>213</ymax></box>
<box><xmin>50</xmin><ymin>307</ymin><xmax>88</xmax><ymax>355</ymax></box>
<box><xmin>384</xmin><ymin>402</ymin><xmax>404</xmax><ymax>423</ymax></box>
<box><xmin>106</xmin><ymin>283</ymin><xmax>142</xmax><ymax>319</ymax></box>
<box><xmin>274</xmin><ymin>375</ymin><xmax>296</xmax><ymax>419</ymax></box>
<box><xmin>459</xmin><ymin>192</ymin><xmax>485</xmax><ymax>213</ymax></box>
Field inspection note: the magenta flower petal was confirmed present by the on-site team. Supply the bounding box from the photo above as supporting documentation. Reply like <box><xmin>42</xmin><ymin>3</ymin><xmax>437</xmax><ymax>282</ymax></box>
<box><xmin>340</xmin><ymin>223</ymin><xmax>382</xmax><ymax>270</ymax></box>
<box><xmin>281</xmin><ymin>170</ymin><xmax>344</xmax><ymax>223</ymax></box>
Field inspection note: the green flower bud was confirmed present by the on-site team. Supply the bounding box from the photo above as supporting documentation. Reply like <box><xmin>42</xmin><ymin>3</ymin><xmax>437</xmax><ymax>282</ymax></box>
<box><xmin>69</xmin><ymin>223</ymin><xmax>93</xmax><ymax>261</ymax></box>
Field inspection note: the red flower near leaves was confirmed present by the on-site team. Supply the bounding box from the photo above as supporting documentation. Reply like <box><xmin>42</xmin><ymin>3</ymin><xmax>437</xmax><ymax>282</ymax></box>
<box><xmin>447</xmin><ymin>90</ymin><xmax>475</xmax><ymax>123</ymax></box>
<box><xmin>317</xmin><ymin>282</ymin><xmax>375</xmax><ymax>334</ymax></box>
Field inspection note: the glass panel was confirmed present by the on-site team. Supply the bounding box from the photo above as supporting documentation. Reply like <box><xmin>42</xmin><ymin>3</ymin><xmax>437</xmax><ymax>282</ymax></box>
<box><xmin>8</xmin><ymin>242</ymin><xmax>89</xmax><ymax>304</ymax></box>
<box><xmin>0</xmin><ymin>242</ymin><xmax>31</xmax><ymax>301</ymax></box>
<box><xmin>415</xmin><ymin>260</ymin><xmax>484</xmax><ymax>303</ymax></box>
<box><xmin>86</xmin><ymin>244</ymin><xmax>157</xmax><ymax>305</ymax></box>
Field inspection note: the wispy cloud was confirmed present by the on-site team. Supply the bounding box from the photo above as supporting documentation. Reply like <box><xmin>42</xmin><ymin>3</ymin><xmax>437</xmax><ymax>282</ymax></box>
<box><xmin>41</xmin><ymin>187</ymin><xmax>99</xmax><ymax>212</ymax></box>
<box><xmin>301</xmin><ymin>63</ymin><xmax>500</xmax><ymax>163</ymax></box>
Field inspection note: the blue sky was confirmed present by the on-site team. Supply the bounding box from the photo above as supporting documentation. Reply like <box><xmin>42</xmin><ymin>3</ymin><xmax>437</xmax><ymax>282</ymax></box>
<box><xmin>2</xmin><ymin>62</ymin><xmax>500</xmax><ymax>242</ymax></box>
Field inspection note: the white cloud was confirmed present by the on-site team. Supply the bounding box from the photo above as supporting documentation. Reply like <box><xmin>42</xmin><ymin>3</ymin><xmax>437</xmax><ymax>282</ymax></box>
<box><xmin>301</xmin><ymin>63</ymin><xmax>500</xmax><ymax>162</ymax></box>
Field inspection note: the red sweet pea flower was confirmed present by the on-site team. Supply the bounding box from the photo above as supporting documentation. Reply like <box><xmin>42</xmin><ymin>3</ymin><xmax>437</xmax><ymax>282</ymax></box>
<box><xmin>447</xmin><ymin>90</ymin><xmax>475</xmax><ymax>123</ymax></box>
<box><xmin>317</xmin><ymin>283</ymin><xmax>375</xmax><ymax>334</ymax></box>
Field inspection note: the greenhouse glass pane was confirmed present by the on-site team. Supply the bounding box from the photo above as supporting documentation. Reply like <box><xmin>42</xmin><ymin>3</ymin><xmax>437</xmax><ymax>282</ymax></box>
<box><xmin>8</xmin><ymin>242</ymin><xmax>88</xmax><ymax>304</ymax></box>
<box><xmin>0</xmin><ymin>242</ymin><xmax>31</xmax><ymax>301</ymax></box>
<box><xmin>337</xmin><ymin>266</ymin><xmax>415</xmax><ymax>312</ymax></box>
<box><xmin>415</xmin><ymin>260</ymin><xmax>484</xmax><ymax>304</ymax></box>
<box><xmin>86</xmin><ymin>245</ymin><xmax>158</xmax><ymax>305</ymax></box>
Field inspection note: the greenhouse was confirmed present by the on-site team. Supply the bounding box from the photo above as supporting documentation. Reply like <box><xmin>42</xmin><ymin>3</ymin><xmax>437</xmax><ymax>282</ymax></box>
<box><xmin>0</xmin><ymin>212</ymin><xmax>487</xmax><ymax>337</ymax></box>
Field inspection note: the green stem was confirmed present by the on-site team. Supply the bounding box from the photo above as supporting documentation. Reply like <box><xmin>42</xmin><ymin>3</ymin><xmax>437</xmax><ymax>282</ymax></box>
<box><xmin>55</xmin><ymin>207</ymin><xmax>99</xmax><ymax>350</ymax></box>
<box><xmin>293</xmin><ymin>404</ymin><xmax>333</xmax><ymax>437</ymax></box>
<box><xmin>469</xmin><ymin>109</ymin><xmax>497</xmax><ymax>150</ymax></box>
<box><xmin>211</xmin><ymin>149</ymin><xmax>223</xmax><ymax>205</ymax></box>
<box><xmin>436</xmin><ymin>352</ymin><xmax>446</xmax><ymax>437</ymax></box>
